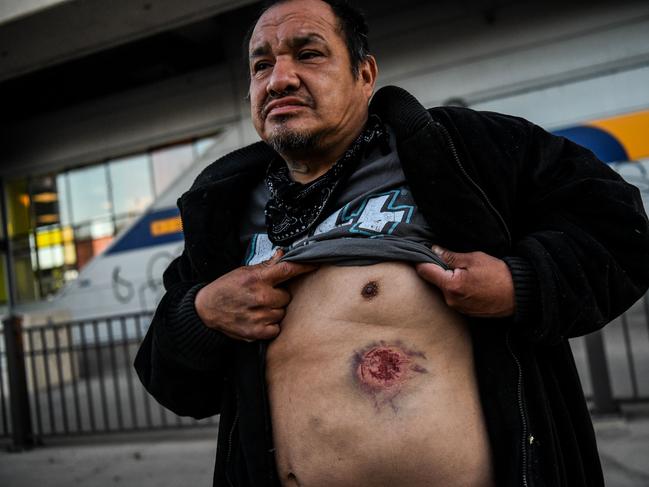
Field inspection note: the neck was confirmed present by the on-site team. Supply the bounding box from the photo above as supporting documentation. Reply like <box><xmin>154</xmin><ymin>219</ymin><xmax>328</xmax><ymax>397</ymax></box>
<box><xmin>280</xmin><ymin>124</ymin><xmax>366</xmax><ymax>184</ymax></box>
<box><xmin>283</xmin><ymin>157</ymin><xmax>334</xmax><ymax>184</ymax></box>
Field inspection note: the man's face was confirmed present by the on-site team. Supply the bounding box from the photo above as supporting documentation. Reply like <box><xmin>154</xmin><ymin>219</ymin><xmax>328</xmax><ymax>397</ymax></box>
<box><xmin>248</xmin><ymin>0</ymin><xmax>376</xmax><ymax>156</ymax></box>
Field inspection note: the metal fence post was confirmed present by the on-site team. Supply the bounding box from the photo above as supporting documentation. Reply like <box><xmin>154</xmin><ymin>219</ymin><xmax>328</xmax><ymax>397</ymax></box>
<box><xmin>2</xmin><ymin>314</ymin><xmax>34</xmax><ymax>450</ymax></box>
<box><xmin>584</xmin><ymin>329</ymin><xmax>619</xmax><ymax>415</ymax></box>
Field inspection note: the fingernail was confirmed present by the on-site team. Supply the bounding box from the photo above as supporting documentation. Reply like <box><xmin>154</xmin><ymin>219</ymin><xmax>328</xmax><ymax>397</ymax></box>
<box><xmin>431</xmin><ymin>245</ymin><xmax>442</xmax><ymax>255</ymax></box>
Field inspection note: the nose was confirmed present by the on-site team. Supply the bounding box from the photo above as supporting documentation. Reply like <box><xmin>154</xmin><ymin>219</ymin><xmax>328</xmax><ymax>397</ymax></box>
<box><xmin>267</xmin><ymin>57</ymin><xmax>300</xmax><ymax>96</ymax></box>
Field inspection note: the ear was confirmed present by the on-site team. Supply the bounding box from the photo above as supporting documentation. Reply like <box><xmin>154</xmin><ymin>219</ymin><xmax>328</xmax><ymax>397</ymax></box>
<box><xmin>359</xmin><ymin>55</ymin><xmax>378</xmax><ymax>99</ymax></box>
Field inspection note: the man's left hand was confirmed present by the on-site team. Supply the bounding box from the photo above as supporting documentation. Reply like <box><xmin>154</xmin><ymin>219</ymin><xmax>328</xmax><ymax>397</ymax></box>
<box><xmin>416</xmin><ymin>246</ymin><xmax>515</xmax><ymax>318</ymax></box>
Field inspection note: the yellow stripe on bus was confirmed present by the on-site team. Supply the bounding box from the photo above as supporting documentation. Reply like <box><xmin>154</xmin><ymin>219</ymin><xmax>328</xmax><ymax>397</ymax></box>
<box><xmin>588</xmin><ymin>109</ymin><xmax>649</xmax><ymax>161</ymax></box>
<box><xmin>150</xmin><ymin>216</ymin><xmax>182</xmax><ymax>237</ymax></box>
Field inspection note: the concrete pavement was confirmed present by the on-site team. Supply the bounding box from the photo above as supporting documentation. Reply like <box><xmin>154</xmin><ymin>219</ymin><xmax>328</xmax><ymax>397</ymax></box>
<box><xmin>1</xmin><ymin>416</ymin><xmax>649</xmax><ymax>486</ymax></box>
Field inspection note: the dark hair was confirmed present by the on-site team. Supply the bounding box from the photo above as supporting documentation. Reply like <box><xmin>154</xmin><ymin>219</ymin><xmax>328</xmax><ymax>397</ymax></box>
<box><xmin>243</xmin><ymin>0</ymin><xmax>371</xmax><ymax>77</ymax></box>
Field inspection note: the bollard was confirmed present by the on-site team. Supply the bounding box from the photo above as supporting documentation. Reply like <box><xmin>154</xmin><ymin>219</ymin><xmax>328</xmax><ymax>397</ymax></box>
<box><xmin>2</xmin><ymin>314</ymin><xmax>34</xmax><ymax>450</ymax></box>
<box><xmin>584</xmin><ymin>329</ymin><xmax>619</xmax><ymax>415</ymax></box>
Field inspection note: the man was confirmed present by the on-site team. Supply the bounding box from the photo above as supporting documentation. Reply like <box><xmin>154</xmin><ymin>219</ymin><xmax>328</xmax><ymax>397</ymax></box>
<box><xmin>135</xmin><ymin>0</ymin><xmax>649</xmax><ymax>485</ymax></box>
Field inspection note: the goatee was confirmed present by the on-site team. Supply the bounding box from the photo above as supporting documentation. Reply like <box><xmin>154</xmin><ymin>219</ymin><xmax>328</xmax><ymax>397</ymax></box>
<box><xmin>267</xmin><ymin>123</ymin><xmax>323</xmax><ymax>155</ymax></box>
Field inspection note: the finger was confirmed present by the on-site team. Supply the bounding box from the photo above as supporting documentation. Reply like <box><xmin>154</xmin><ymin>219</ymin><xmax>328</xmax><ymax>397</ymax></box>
<box><xmin>431</xmin><ymin>245</ymin><xmax>469</xmax><ymax>269</ymax></box>
<box><xmin>416</xmin><ymin>262</ymin><xmax>454</xmax><ymax>289</ymax></box>
<box><xmin>263</xmin><ymin>308</ymin><xmax>286</xmax><ymax>324</ymax></box>
<box><xmin>266</xmin><ymin>287</ymin><xmax>291</xmax><ymax>308</ymax></box>
<box><xmin>262</xmin><ymin>248</ymin><xmax>285</xmax><ymax>266</ymax></box>
<box><xmin>255</xmin><ymin>323</ymin><xmax>281</xmax><ymax>340</ymax></box>
<box><xmin>263</xmin><ymin>260</ymin><xmax>318</xmax><ymax>286</ymax></box>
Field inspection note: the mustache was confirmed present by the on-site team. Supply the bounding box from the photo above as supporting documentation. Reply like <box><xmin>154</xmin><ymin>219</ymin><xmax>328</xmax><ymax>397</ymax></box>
<box><xmin>260</xmin><ymin>91</ymin><xmax>315</xmax><ymax>119</ymax></box>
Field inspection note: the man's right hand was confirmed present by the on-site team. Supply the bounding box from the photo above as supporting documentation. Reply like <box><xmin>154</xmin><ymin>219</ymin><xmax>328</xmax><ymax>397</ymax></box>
<box><xmin>194</xmin><ymin>250</ymin><xmax>316</xmax><ymax>342</ymax></box>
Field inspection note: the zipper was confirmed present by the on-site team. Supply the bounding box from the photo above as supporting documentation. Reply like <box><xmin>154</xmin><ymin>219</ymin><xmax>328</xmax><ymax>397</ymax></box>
<box><xmin>433</xmin><ymin>121</ymin><xmax>513</xmax><ymax>247</ymax></box>
<box><xmin>506</xmin><ymin>332</ymin><xmax>530</xmax><ymax>487</ymax></box>
<box><xmin>225</xmin><ymin>401</ymin><xmax>240</xmax><ymax>487</ymax></box>
<box><xmin>434</xmin><ymin>114</ymin><xmax>530</xmax><ymax>482</ymax></box>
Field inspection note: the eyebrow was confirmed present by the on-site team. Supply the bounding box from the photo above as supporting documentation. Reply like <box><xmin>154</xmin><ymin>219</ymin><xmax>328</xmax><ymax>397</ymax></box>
<box><xmin>249</xmin><ymin>33</ymin><xmax>328</xmax><ymax>59</ymax></box>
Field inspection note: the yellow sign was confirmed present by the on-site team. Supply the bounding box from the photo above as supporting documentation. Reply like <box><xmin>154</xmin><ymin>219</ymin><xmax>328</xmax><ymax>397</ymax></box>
<box><xmin>150</xmin><ymin>216</ymin><xmax>182</xmax><ymax>237</ymax></box>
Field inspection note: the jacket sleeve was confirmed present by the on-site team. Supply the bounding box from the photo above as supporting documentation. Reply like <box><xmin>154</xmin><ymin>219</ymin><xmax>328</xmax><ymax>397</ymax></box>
<box><xmin>134</xmin><ymin>249</ymin><xmax>232</xmax><ymax>418</ymax></box>
<box><xmin>501</xmin><ymin>120</ymin><xmax>649</xmax><ymax>343</ymax></box>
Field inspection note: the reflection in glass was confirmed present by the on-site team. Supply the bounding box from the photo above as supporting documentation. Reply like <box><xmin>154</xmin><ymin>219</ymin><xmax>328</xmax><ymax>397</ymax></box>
<box><xmin>4</xmin><ymin>134</ymin><xmax>219</xmax><ymax>303</ymax></box>
<box><xmin>56</xmin><ymin>173</ymin><xmax>72</xmax><ymax>226</ymax></box>
<box><xmin>0</xmin><ymin>258</ymin><xmax>7</xmax><ymax>304</ymax></box>
<box><xmin>151</xmin><ymin>143</ymin><xmax>194</xmax><ymax>195</ymax></box>
<box><xmin>74</xmin><ymin>219</ymin><xmax>115</xmax><ymax>270</ymax></box>
<box><xmin>109</xmin><ymin>154</ymin><xmax>154</xmax><ymax>218</ymax></box>
<box><xmin>10</xmin><ymin>235</ymin><xmax>38</xmax><ymax>302</ymax></box>
<box><xmin>194</xmin><ymin>137</ymin><xmax>217</xmax><ymax>158</ymax></box>
<box><xmin>68</xmin><ymin>165</ymin><xmax>111</xmax><ymax>224</ymax></box>
<box><xmin>30</xmin><ymin>175</ymin><xmax>60</xmax><ymax>227</ymax></box>
<box><xmin>6</xmin><ymin>178</ymin><xmax>32</xmax><ymax>238</ymax></box>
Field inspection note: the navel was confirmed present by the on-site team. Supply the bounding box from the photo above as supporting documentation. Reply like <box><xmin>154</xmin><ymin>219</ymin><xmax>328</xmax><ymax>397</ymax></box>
<box><xmin>361</xmin><ymin>280</ymin><xmax>379</xmax><ymax>299</ymax></box>
<box><xmin>287</xmin><ymin>472</ymin><xmax>300</xmax><ymax>486</ymax></box>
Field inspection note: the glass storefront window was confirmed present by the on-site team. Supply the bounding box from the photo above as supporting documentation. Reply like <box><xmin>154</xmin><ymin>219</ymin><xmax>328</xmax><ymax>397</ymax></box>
<box><xmin>56</xmin><ymin>173</ymin><xmax>72</xmax><ymax>226</ymax></box>
<box><xmin>194</xmin><ymin>136</ymin><xmax>217</xmax><ymax>158</ymax></box>
<box><xmin>68</xmin><ymin>165</ymin><xmax>111</xmax><ymax>224</ymax></box>
<box><xmin>6</xmin><ymin>178</ymin><xmax>32</xmax><ymax>238</ymax></box>
<box><xmin>151</xmin><ymin>143</ymin><xmax>194</xmax><ymax>195</ymax></box>
<box><xmin>73</xmin><ymin>218</ymin><xmax>115</xmax><ymax>270</ymax></box>
<box><xmin>3</xmin><ymin>132</ymin><xmax>217</xmax><ymax>304</ymax></box>
<box><xmin>10</xmin><ymin>234</ymin><xmax>38</xmax><ymax>302</ymax></box>
<box><xmin>108</xmin><ymin>154</ymin><xmax>154</xmax><ymax>220</ymax></box>
<box><xmin>6</xmin><ymin>178</ymin><xmax>38</xmax><ymax>302</ymax></box>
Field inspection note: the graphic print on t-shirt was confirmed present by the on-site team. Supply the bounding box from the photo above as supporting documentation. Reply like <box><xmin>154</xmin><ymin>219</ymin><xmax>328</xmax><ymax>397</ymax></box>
<box><xmin>244</xmin><ymin>188</ymin><xmax>418</xmax><ymax>265</ymax></box>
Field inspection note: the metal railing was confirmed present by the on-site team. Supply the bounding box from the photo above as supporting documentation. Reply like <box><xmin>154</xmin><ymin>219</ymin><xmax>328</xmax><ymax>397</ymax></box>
<box><xmin>0</xmin><ymin>311</ymin><xmax>217</xmax><ymax>440</ymax></box>
<box><xmin>1</xmin><ymin>294</ymin><xmax>648</xmax><ymax>442</ymax></box>
<box><xmin>570</xmin><ymin>293</ymin><xmax>649</xmax><ymax>410</ymax></box>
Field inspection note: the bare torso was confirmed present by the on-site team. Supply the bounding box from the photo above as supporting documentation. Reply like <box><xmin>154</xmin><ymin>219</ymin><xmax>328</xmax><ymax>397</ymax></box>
<box><xmin>266</xmin><ymin>262</ymin><xmax>495</xmax><ymax>487</ymax></box>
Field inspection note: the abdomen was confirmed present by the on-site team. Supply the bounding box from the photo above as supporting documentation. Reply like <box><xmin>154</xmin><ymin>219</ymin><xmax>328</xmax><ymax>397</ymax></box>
<box><xmin>267</xmin><ymin>263</ymin><xmax>494</xmax><ymax>487</ymax></box>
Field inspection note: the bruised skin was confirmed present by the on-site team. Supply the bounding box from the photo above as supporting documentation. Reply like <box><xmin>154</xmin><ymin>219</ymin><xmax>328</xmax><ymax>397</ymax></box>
<box><xmin>267</xmin><ymin>263</ymin><xmax>495</xmax><ymax>487</ymax></box>
<box><xmin>352</xmin><ymin>341</ymin><xmax>427</xmax><ymax>411</ymax></box>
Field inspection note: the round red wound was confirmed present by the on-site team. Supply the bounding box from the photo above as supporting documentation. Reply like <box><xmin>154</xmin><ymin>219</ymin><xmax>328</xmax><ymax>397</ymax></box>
<box><xmin>357</xmin><ymin>346</ymin><xmax>411</xmax><ymax>390</ymax></box>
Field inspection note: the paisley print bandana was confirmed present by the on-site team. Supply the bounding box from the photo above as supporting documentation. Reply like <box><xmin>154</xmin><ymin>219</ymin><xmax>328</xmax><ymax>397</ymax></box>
<box><xmin>264</xmin><ymin>115</ymin><xmax>389</xmax><ymax>246</ymax></box>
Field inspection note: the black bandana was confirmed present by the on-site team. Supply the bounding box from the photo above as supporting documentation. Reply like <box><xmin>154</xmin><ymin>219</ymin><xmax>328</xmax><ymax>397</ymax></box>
<box><xmin>265</xmin><ymin>116</ymin><xmax>389</xmax><ymax>246</ymax></box>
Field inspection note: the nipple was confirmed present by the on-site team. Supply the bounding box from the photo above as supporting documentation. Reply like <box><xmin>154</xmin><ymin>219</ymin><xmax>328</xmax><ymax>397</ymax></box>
<box><xmin>361</xmin><ymin>281</ymin><xmax>379</xmax><ymax>299</ymax></box>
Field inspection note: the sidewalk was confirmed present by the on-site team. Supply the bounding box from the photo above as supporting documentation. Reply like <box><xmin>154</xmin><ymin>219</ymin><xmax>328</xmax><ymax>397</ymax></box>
<box><xmin>595</xmin><ymin>414</ymin><xmax>649</xmax><ymax>487</ymax></box>
<box><xmin>0</xmin><ymin>428</ymin><xmax>218</xmax><ymax>487</ymax></box>
<box><xmin>1</xmin><ymin>417</ymin><xmax>649</xmax><ymax>486</ymax></box>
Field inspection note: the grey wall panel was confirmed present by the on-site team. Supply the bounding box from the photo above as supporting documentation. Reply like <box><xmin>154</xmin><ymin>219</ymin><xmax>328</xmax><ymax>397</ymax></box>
<box><xmin>2</xmin><ymin>67</ymin><xmax>239</xmax><ymax>177</ymax></box>
<box><xmin>0</xmin><ymin>0</ymin><xmax>71</xmax><ymax>24</ymax></box>
<box><xmin>372</xmin><ymin>1</ymin><xmax>649</xmax><ymax>122</ymax></box>
<box><xmin>0</xmin><ymin>0</ymin><xmax>257</xmax><ymax>81</ymax></box>
<box><xmin>4</xmin><ymin>0</ymin><xmax>649</xmax><ymax>179</ymax></box>
<box><xmin>472</xmin><ymin>66</ymin><xmax>649</xmax><ymax>128</ymax></box>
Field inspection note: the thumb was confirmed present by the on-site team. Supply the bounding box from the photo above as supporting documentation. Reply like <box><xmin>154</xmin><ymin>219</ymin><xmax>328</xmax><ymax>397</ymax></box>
<box><xmin>263</xmin><ymin>259</ymin><xmax>317</xmax><ymax>286</ymax></box>
<box><xmin>431</xmin><ymin>245</ymin><xmax>466</xmax><ymax>269</ymax></box>
<box><xmin>263</xmin><ymin>248</ymin><xmax>285</xmax><ymax>266</ymax></box>
<box><xmin>415</xmin><ymin>262</ymin><xmax>454</xmax><ymax>289</ymax></box>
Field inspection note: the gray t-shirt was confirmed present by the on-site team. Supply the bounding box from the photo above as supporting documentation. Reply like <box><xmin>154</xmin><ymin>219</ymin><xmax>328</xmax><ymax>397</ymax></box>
<box><xmin>240</xmin><ymin>129</ymin><xmax>446</xmax><ymax>269</ymax></box>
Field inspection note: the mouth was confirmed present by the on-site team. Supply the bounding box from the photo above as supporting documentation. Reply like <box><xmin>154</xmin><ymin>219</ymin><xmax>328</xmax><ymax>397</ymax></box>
<box><xmin>262</xmin><ymin>97</ymin><xmax>312</xmax><ymax>119</ymax></box>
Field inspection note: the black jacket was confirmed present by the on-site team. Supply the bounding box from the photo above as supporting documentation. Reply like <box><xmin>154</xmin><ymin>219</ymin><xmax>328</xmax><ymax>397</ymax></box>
<box><xmin>135</xmin><ymin>86</ymin><xmax>649</xmax><ymax>486</ymax></box>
